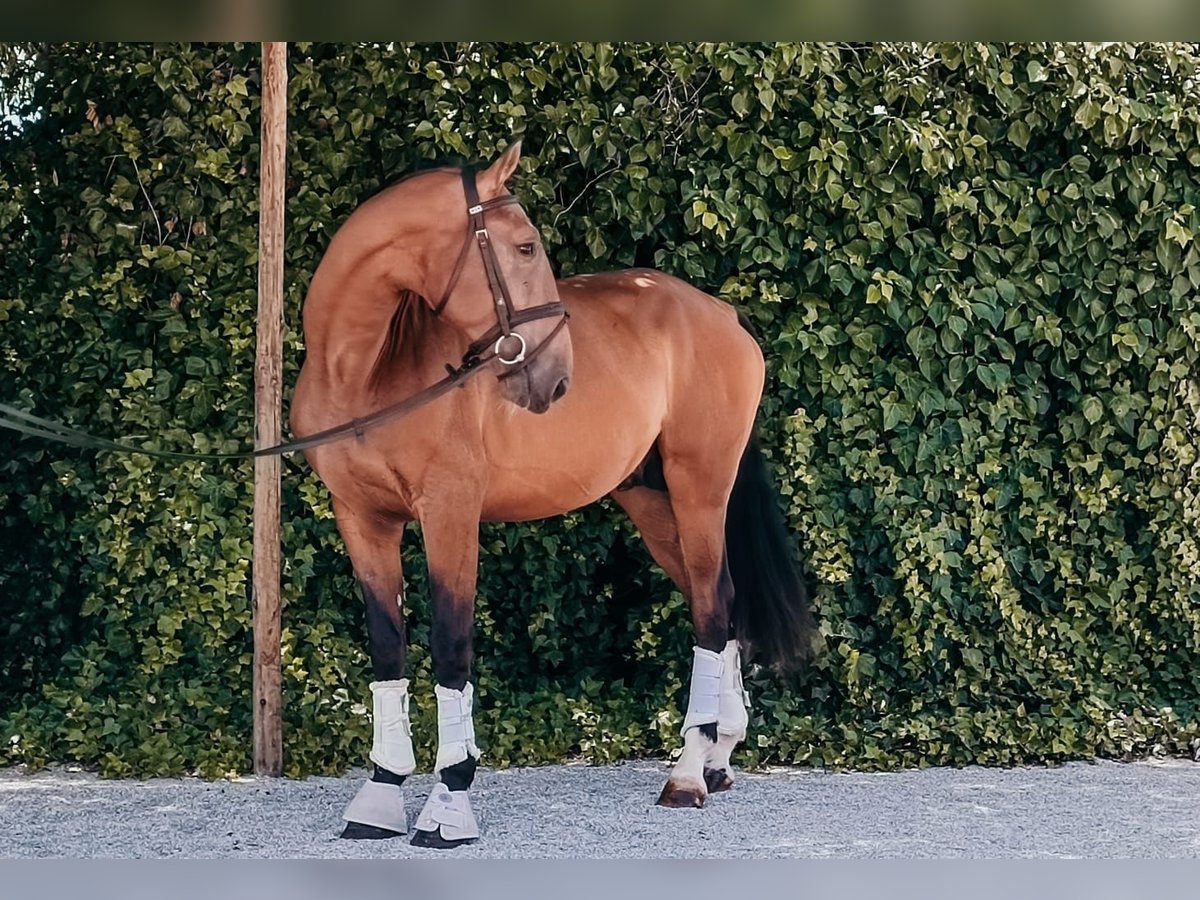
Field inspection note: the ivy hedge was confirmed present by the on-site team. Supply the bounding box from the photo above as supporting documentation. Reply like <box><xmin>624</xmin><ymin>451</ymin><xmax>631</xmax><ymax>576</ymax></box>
<box><xmin>2</xmin><ymin>42</ymin><xmax>1199</xmax><ymax>777</ymax></box>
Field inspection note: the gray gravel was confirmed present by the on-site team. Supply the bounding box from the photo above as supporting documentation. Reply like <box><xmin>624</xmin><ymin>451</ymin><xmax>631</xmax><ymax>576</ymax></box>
<box><xmin>1</xmin><ymin>759</ymin><xmax>1198</xmax><ymax>858</ymax></box>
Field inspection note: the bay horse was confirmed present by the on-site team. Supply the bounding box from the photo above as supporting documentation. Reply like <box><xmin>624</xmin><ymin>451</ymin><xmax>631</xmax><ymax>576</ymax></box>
<box><xmin>290</xmin><ymin>141</ymin><xmax>814</xmax><ymax>847</ymax></box>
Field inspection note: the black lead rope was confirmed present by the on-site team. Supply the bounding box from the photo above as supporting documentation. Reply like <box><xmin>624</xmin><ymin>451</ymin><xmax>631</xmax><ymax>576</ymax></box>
<box><xmin>0</xmin><ymin>353</ymin><xmax>497</xmax><ymax>462</ymax></box>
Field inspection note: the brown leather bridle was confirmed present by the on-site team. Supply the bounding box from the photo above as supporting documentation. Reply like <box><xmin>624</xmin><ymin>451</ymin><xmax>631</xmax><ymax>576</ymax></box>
<box><xmin>435</xmin><ymin>167</ymin><xmax>569</xmax><ymax>381</ymax></box>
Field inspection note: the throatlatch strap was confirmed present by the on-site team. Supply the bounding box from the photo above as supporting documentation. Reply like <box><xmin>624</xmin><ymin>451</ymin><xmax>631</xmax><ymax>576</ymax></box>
<box><xmin>369</xmin><ymin>679</ymin><xmax>417</xmax><ymax>776</ymax></box>
<box><xmin>434</xmin><ymin>683</ymin><xmax>481</xmax><ymax>771</ymax></box>
<box><xmin>681</xmin><ymin>646</ymin><xmax>725</xmax><ymax>735</ymax></box>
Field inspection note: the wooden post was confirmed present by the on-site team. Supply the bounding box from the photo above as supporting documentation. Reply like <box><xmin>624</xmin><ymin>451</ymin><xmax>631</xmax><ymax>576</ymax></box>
<box><xmin>253</xmin><ymin>41</ymin><xmax>287</xmax><ymax>777</ymax></box>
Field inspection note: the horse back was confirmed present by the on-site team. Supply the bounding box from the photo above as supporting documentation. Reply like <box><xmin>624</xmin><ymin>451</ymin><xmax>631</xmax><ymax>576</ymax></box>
<box><xmin>556</xmin><ymin>268</ymin><xmax>764</xmax><ymax>400</ymax></box>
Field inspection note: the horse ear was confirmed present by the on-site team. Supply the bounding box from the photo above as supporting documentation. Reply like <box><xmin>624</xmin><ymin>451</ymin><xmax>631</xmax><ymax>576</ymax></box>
<box><xmin>478</xmin><ymin>140</ymin><xmax>523</xmax><ymax>197</ymax></box>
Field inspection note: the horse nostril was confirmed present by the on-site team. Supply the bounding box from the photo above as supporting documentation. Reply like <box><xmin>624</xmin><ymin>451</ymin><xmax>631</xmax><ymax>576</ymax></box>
<box><xmin>551</xmin><ymin>376</ymin><xmax>570</xmax><ymax>402</ymax></box>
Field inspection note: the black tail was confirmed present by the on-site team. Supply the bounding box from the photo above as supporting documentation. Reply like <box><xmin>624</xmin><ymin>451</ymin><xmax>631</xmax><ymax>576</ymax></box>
<box><xmin>725</xmin><ymin>434</ymin><xmax>817</xmax><ymax>671</ymax></box>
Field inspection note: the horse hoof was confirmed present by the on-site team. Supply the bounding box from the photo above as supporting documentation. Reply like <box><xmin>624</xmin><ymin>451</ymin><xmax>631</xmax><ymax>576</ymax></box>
<box><xmin>410</xmin><ymin>827</ymin><xmax>477</xmax><ymax>849</ymax></box>
<box><xmin>656</xmin><ymin>779</ymin><xmax>706</xmax><ymax>808</ymax></box>
<box><xmin>341</xmin><ymin>821</ymin><xmax>404</xmax><ymax>840</ymax></box>
<box><xmin>703</xmin><ymin>767</ymin><xmax>734</xmax><ymax>793</ymax></box>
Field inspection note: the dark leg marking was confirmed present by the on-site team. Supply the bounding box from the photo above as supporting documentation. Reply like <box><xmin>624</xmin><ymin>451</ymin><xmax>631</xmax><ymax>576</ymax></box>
<box><xmin>439</xmin><ymin>757</ymin><xmax>478</xmax><ymax>792</ymax></box>
<box><xmin>371</xmin><ymin>764</ymin><xmax>407</xmax><ymax>786</ymax></box>
<box><xmin>430</xmin><ymin>576</ymin><xmax>473</xmax><ymax>690</ymax></box>
<box><xmin>692</xmin><ymin>559</ymin><xmax>735</xmax><ymax>653</ymax></box>
<box><xmin>364</xmin><ymin>583</ymin><xmax>407</xmax><ymax>681</ymax></box>
<box><xmin>413</xmin><ymin>578</ymin><xmax>480</xmax><ymax>849</ymax></box>
<box><xmin>703</xmin><ymin>767</ymin><xmax>734</xmax><ymax>793</ymax></box>
<box><xmin>344</xmin><ymin>584</ymin><xmax>410</xmax><ymax>841</ymax></box>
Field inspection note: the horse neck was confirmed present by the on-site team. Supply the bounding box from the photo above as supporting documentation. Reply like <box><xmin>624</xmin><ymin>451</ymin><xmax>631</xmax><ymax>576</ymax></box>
<box><xmin>302</xmin><ymin>212</ymin><xmax>456</xmax><ymax>395</ymax></box>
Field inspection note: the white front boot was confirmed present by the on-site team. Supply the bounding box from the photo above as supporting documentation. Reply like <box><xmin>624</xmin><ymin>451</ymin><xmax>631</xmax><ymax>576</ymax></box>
<box><xmin>413</xmin><ymin>682</ymin><xmax>482</xmax><ymax>844</ymax></box>
<box><xmin>433</xmin><ymin>682</ymin><xmax>481</xmax><ymax>771</ymax></box>
<box><xmin>368</xmin><ymin>678</ymin><xmax>417</xmax><ymax>776</ymax></box>
<box><xmin>344</xmin><ymin>678</ymin><xmax>416</xmax><ymax>834</ymax></box>
<box><xmin>414</xmin><ymin>782</ymin><xmax>480</xmax><ymax>842</ymax></box>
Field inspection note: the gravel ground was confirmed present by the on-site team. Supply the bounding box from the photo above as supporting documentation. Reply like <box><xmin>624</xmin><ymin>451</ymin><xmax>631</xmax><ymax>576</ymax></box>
<box><xmin>2</xmin><ymin>758</ymin><xmax>1198</xmax><ymax>858</ymax></box>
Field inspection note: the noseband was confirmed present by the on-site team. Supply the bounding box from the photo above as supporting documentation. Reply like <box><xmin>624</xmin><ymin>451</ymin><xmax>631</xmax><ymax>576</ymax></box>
<box><xmin>433</xmin><ymin>168</ymin><xmax>569</xmax><ymax>380</ymax></box>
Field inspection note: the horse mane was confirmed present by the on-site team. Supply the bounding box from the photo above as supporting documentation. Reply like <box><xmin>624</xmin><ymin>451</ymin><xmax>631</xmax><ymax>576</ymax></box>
<box><xmin>365</xmin><ymin>159</ymin><xmax>465</xmax><ymax>202</ymax></box>
<box><xmin>368</xmin><ymin>289</ymin><xmax>436</xmax><ymax>390</ymax></box>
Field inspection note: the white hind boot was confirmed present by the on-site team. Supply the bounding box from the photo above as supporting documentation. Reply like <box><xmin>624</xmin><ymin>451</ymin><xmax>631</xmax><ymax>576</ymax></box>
<box><xmin>704</xmin><ymin>640</ymin><xmax>750</xmax><ymax>791</ymax></box>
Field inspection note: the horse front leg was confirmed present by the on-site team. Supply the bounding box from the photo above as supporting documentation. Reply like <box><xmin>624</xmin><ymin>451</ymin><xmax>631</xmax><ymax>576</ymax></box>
<box><xmin>334</xmin><ymin>504</ymin><xmax>414</xmax><ymax>840</ymax></box>
<box><xmin>410</xmin><ymin>502</ymin><xmax>484</xmax><ymax>849</ymax></box>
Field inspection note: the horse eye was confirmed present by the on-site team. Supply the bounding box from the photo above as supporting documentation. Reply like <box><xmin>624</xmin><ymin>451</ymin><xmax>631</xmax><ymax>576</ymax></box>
<box><xmin>518</xmin><ymin>242</ymin><xmax>537</xmax><ymax>258</ymax></box>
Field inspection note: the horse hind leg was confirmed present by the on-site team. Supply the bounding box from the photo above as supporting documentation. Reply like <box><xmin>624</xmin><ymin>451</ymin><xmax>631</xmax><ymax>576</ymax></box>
<box><xmin>658</xmin><ymin>498</ymin><xmax>733</xmax><ymax>810</ymax></box>
<box><xmin>701</xmin><ymin>640</ymin><xmax>749</xmax><ymax>794</ymax></box>
<box><xmin>611</xmin><ymin>482</ymin><xmax>749</xmax><ymax>805</ymax></box>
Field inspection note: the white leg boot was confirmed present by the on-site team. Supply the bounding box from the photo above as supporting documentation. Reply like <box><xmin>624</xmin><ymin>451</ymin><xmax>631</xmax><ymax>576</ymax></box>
<box><xmin>412</xmin><ymin>683</ymin><xmax>481</xmax><ymax>846</ymax></box>
<box><xmin>342</xmin><ymin>678</ymin><xmax>416</xmax><ymax>836</ymax></box>
<box><xmin>705</xmin><ymin>640</ymin><xmax>750</xmax><ymax>792</ymax></box>
<box><xmin>658</xmin><ymin>646</ymin><xmax>723</xmax><ymax>807</ymax></box>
